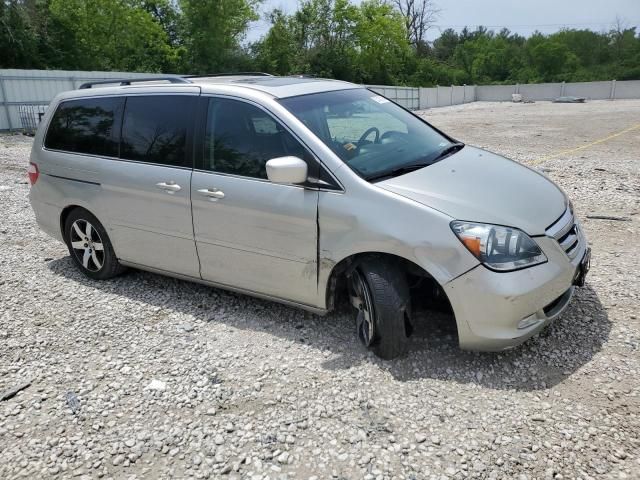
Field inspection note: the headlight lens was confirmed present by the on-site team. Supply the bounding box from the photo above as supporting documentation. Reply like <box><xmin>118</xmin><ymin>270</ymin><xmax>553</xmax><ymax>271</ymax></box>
<box><xmin>451</xmin><ymin>221</ymin><xmax>547</xmax><ymax>271</ymax></box>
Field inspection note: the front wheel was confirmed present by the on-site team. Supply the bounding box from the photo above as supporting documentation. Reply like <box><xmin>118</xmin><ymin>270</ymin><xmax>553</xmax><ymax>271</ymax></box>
<box><xmin>348</xmin><ymin>259</ymin><xmax>412</xmax><ymax>359</ymax></box>
<box><xmin>64</xmin><ymin>208</ymin><xmax>125</xmax><ymax>280</ymax></box>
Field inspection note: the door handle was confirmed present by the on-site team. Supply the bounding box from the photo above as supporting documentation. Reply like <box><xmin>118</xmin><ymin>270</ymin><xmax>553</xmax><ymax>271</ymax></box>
<box><xmin>197</xmin><ymin>188</ymin><xmax>225</xmax><ymax>199</ymax></box>
<box><xmin>156</xmin><ymin>181</ymin><xmax>181</xmax><ymax>193</ymax></box>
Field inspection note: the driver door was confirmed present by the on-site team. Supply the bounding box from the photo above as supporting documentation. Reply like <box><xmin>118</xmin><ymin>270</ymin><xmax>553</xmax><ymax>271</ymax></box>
<box><xmin>191</xmin><ymin>97</ymin><xmax>321</xmax><ymax>306</ymax></box>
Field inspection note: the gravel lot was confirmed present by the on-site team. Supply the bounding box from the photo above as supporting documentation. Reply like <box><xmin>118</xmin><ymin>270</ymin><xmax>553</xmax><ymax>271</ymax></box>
<box><xmin>1</xmin><ymin>99</ymin><xmax>639</xmax><ymax>480</ymax></box>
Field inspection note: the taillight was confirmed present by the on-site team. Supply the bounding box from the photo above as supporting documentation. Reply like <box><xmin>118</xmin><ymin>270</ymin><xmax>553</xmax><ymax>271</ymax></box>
<box><xmin>27</xmin><ymin>162</ymin><xmax>39</xmax><ymax>185</ymax></box>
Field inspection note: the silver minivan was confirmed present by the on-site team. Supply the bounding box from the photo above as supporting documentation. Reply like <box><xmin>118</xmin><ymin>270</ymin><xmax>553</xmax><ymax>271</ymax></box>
<box><xmin>28</xmin><ymin>74</ymin><xmax>590</xmax><ymax>359</ymax></box>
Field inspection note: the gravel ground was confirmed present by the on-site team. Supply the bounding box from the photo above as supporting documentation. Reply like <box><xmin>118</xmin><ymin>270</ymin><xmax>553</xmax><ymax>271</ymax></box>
<box><xmin>1</xmin><ymin>100</ymin><xmax>639</xmax><ymax>480</ymax></box>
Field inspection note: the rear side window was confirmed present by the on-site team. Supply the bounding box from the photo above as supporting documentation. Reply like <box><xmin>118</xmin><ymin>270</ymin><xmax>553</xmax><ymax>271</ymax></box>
<box><xmin>45</xmin><ymin>97</ymin><xmax>123</xmax><ymax>157</ymax></box>
<box><xmin>120</xmin><ymin>95</ymin><xmax>194</xmax><ymax>167</ymax></box>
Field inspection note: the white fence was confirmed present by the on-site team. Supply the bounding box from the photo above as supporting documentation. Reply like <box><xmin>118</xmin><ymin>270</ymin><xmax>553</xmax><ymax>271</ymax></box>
<box><xmin>2</xmin><ymin>69</ymin><xmax>640</xmax><ymax>131</ymax></box>
<box><xmin>0</xmin><ymin>69</ymin><xmax>165</xmax><ymax>131</ymax></box>
<box><xmin>475</xmin><ymin>80</ymin><xmax>640</xmax><ymax>102</ymax></box>
<box><xmin>367</xmin><ymin>85</ymin><xmax>420</xmax><ymax>110</ymax></box>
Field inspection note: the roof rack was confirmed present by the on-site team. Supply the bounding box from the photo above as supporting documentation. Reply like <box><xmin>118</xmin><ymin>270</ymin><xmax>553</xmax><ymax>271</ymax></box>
<box><xmin>78</xmin><ymin>76</ymin><xmax>192</xmax><ymax>89</ymax></box>
<box><xmin>183</xmin><ymin>72</ymin><xmax>274</xmax><ymax>78</ymax></box>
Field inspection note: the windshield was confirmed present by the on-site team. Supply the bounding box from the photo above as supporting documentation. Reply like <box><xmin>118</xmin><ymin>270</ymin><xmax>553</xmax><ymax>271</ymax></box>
<box><xmin>279</xmin><ymin>88</ymin><xmax>458</xmax><ymax>181</ymax></box>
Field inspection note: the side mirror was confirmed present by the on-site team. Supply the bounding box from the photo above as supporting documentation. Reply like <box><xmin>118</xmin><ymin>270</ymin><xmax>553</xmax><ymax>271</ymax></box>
<box><xmin>265</xmin><ymin>156</ymin><xmax>308</xmax><ymax>184</ymax></box>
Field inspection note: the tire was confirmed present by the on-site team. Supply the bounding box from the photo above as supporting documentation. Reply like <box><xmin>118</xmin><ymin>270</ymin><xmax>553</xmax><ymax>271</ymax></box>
<box><xmin>348</xmin><ymin>258</ymin><xmax>412</xmax><ymax>360</ymax></box>
<box><xmin>64</xmin><ymin>208</ymin><xmax>125</xmax><ymax>280</ymax></box>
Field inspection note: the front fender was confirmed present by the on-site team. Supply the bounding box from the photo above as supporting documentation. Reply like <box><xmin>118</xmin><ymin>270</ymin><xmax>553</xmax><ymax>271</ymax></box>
<box><xmin>317</xmin><ymin>185</ymin><xmax>478</xmax><ymax>309</ymax></box>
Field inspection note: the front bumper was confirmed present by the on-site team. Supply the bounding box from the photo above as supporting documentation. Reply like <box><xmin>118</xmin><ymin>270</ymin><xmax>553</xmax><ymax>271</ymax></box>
<box><xmin>444</xmin><ymin>224</ymin><xmax>588</xmax><ymax>351</ymax></box>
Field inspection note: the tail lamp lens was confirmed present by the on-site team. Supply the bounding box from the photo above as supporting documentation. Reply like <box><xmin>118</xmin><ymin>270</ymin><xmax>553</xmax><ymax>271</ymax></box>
<box><xmin>27</xmin><ymin>162</ymin><xmax>39</xmax><ymax>185</ymax></box>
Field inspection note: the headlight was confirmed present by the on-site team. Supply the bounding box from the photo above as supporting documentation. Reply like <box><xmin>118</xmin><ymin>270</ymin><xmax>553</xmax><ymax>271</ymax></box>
<box><xmin>450</xmin><ymin>221</ymin><xmax>547</xmax><ymax>271</ymax></box>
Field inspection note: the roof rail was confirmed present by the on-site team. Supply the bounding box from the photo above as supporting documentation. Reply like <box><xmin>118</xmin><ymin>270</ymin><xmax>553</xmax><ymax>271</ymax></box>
<box><xmin>78</xmin><ymin>76</ymin><xmax>192</xmax><ymax>89</ymax></box>
<box><xmin>183</xmin><ymin>72</ymin><xmax>274</xmax><ymax>78</ymax></box>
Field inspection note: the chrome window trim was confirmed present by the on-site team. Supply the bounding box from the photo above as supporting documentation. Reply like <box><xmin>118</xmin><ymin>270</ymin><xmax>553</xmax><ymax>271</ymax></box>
<box><xmin>42</xmin><ymin>146</ymin><xmax>119</xmax><ymax>161</ymax></box>
<box><xmin>191</xmin><ymin>167</ymin><xmax>340</xmax><ymax>193</ymax></box>
<box><xmin>40</xmin><ymin>147</ymin><xmax>193</xmax><ymax>171</ymax></box>
<box><xmin>42</xmin><ymin>92</ymin><xmax>201</xmax><ymax>169</ymax></box>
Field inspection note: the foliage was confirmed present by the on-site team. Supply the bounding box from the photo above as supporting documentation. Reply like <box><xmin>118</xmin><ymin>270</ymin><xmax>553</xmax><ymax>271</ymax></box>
<box><xmin>0</xmin><ymin>0</ymin><xmax>41</xmax><ymax>68</ymax></box>
<box><xmin>178</xmin><ymin>0</ymin><xmax>259</xmax><ymax>73</ymax></box>
<box><xmin>0</xmin><ymin>0</ymin><xmax>259</xmax><ymax>73</ymax></box>
<box><xmin>254</xmin><ymin>0</ymin><xmax>411</xmax><ymax>84</ymax></box>
<box><xmin>390</xmin><ymin>0</ymin><xmax>438</xmax><ymax>55</ymax></box>
<box><xmin>1</xmin><ymin>0</ymin><xmax>639</xmax><ymax>85</ymax></box>
<box><xmin>354</xmin><ymin>0</ymin><xmax>412</xmax><ymax>84</ymax></box>
<box><xmin>45</xmin><ymin>0</ymin><xmax>179</xmax><ymax>72</ymax></box>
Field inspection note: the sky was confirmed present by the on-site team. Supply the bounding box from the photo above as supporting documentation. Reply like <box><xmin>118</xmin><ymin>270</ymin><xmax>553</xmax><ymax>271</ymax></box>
<box><xmin>245</xmin><ymin>0</ymin><xmax>640</xmax><ymax>43</ymax></box>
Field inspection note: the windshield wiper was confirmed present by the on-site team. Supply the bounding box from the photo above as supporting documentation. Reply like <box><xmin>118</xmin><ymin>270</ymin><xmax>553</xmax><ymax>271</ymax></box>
<box><xmin>431</xmin><ymin>142</ymin><xmax>465</xmax><ymax>162</ymax></box>
<box><xmin>364</xmin><ymin>142</ymin><xmax>465</xmax><ymax>182</ymax></box>
<box><xmin>365</xmin><ymin>163</ymin><xmax>431</xmax><ymax>182</ymax></box>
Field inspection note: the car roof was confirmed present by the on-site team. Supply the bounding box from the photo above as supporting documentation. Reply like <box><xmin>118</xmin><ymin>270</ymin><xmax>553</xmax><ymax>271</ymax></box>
<box><xmin>192</xmin><ymin>75</ymin><xmax>360</xmax><ymax>98</ymax></box>
<box><xmin>72</xmin><ymin>75</ymin><xmax>362</xmax><ymax>99</ymax></box>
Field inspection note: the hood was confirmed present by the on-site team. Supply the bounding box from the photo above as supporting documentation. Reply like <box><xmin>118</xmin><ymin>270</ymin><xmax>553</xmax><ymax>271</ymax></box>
<box><xmin>377</xmin><ymin>146</ymin><xmax>566</xmax><ymax>236</ymax></box>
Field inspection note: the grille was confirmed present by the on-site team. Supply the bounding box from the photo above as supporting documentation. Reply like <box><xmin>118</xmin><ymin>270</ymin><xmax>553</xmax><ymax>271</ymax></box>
<box><xmin>546</xmin><ymin>207</ymin><xmax>581</xmax><ymax>259</ymax></box>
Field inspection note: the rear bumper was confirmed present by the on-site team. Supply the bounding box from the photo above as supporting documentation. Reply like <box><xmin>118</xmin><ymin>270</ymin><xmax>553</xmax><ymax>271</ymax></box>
<box><xmin>29</xmin><ymin>194</ymin><xmax>63</xmax><ymax>243</ymax></box>
<box><xmin>444</xmin><ymin>233</ymin><xmax>588</xmax><ymax>351</ymax></box>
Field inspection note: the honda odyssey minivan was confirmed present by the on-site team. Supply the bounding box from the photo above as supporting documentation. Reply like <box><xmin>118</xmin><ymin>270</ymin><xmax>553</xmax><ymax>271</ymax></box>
<box><xmin>28</xmin><ymin>74</ymin><xmax>590</xmax><ymax>359</ymax></box>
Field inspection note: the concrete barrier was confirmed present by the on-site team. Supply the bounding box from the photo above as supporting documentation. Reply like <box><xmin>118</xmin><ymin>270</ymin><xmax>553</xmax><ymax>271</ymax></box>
<box><xmin>518</xmin><ymin>83</ymin><xmax>563</xmax><ymax>101</ymax></box>
<box><xmin>614</xmin><ymin>80</ymin><xmax>640</xmax><ymax>99</ymax></box>
<box><xmin>476</xmin><ymin>84</ymin><xmax>515</xmax><ymax>102</ymax></box>
<box><xmin>564</xmin><ymin>81</ymin><xmax>611</xmax><ymax>100</ymax></box>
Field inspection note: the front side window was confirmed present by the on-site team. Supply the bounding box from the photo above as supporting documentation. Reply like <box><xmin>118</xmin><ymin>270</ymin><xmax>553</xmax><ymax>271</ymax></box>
<box><xmin>120</xmin><ymin>95</ymin><xmax>194</xmax><ymax>167</ymax></box>
<box><xmin>279</xmin><ymin>89</ymin><xmax>459</xmax><ymax>181</ymax></box>
<box><xmin>45</xmin><ymin>97</ymin><xmax>123</xmax><ymax>156</ymax></box>
<box><xmin>204</xmin><ymin>98</ymin><xmax>309</xmax><ymax>179</ymax></box>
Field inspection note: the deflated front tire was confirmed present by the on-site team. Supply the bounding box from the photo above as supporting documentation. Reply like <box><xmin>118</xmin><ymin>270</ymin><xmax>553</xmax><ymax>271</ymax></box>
<box><xmin>348</xmin><ymin>258</ymin><xmax>413</xmax><ymax>359</ymax></box>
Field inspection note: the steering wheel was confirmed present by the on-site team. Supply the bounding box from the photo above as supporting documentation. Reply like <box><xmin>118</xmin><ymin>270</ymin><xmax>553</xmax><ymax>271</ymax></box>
<box><xmin>357</xmin><ymin>127</ymin><xmax>380</xmax><ymax>147</ymax></box>
<box><xmin>379</xmin><ymin>130</ymin><xmax>405</xmax><ymax>142</ymax></box>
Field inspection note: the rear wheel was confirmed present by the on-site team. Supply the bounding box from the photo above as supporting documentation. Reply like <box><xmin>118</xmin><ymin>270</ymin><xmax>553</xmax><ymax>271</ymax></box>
<box><xmin>64</xmin><ymin>208</ymin><xmax>124</xmax><ymax>280</ymax></box>
<box><xmin>348</xmin><ymin>259</ymin><xmax>412</xmax><ymax>359</ymax></box>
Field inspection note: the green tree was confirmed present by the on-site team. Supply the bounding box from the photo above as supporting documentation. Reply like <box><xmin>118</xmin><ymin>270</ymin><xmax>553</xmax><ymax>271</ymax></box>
<box><xmin>135</xmin><ymin>0</ymin><xmax>182</xmax><ymax>47</ymax></box>
<box><xmin>46</xmin><ymin>0</ymin><xmax>178</xmax><ymax>72</ymax></box>
<box><xmin>409</xmin><ymin>57</ymin><xmax>467</xmax><ymax>86</ymax></box>
<box><xmin>432</xmin><ymin>28</ymin><xmax>460</xmax><ymax>61</ymax></box>
<box><xmin>2</xmin><ymin>0</ymin><xmax>640</xmax><ymax>85</ymax></box>
<box><xmin>253</xmin><ymin>9</ymin><xmax>298</xmax><ymax>75</ymax></box>
<box><xmin>297</xmin><ymin>0</ymin><xmax>359</xmax><ymax>79</ymax></box>
<box><xmin>179</xmin><ymin>0</ymin><xmax>259</xmax><ymax>73</ymax></box>
<box><xmin>353</xmin><ymin>0</ymin><xmax>411</xmax><ymax>84</ymax></box>
<box><xmin>529</xmin><ymin>40</ymin><xmax>572</xmax><ymax>81</ymax></box>
<box><xmin>0</xmin><ymin>0</ymin><xmax>40</xmax><ymax>68</ymax></box>
<box><xmin>253</xmin><ymin>0</ymin><xmax>410</xmax><ymax>83</ymax></box>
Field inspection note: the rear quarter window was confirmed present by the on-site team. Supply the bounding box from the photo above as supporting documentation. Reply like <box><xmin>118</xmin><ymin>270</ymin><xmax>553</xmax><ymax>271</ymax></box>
<box><xmin>44</xmin><ymin>97</ymin><xmax>123</xmax><ymax>157</ymax></box>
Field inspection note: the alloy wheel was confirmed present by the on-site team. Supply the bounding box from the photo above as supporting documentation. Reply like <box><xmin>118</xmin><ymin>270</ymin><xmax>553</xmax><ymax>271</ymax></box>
<box><xmin>348</xmin><ymin>270</ymin><xmax>375</xmax><ymax>347</ymax></box>
<box><xmin>69</xmin><ymin>219</ymin><xmax>104</xmax><ymax>272</ymax></box>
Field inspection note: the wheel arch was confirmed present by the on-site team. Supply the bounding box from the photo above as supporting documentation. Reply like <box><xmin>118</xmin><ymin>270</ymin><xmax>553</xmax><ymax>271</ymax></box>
<box><xmin>323</xmin><ymin>251</ymin><xmax>446</xmax><ymax>312</ymax></box>
<box><xmin>60</xmin><ymin>205</ymin><xmax>85</xmax><ymax>244</ymax></box>
<box><xmin>59</xmin><ymin>204</ymin><xmax>102</xmax><ymax>245</ymax></box>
